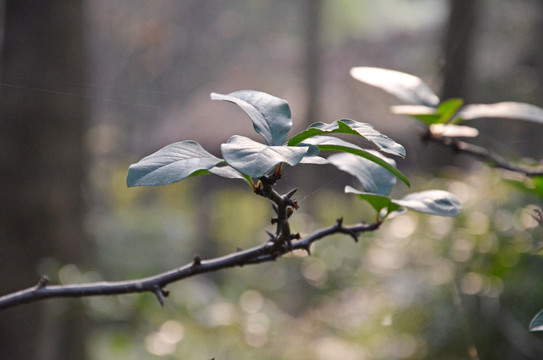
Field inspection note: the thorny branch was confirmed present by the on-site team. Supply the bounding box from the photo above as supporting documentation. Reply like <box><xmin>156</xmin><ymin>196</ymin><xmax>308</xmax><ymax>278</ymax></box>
<box><xmin>0</xmin><ymin>173</ymin><xmax>380</xmax><ymax>310</ymax></box>
<box><xmin>423</xmin><ymin>130</ymin><xmax>543</xmax><ymax>177</ymax></box>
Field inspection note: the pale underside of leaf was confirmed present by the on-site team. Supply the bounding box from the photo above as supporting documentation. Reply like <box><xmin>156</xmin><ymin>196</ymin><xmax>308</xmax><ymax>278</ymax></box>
<box><xmin>328</xmin><ymin>152</ymin><xmax>396</xmax><ymax>195</ymax></box>
<box><xmin>221</xmin><ymin>135</ymin><xmax>309</xmax><ymax>178</ymax></box>
<box><xmin>302</xmin><ymin>136</ymin><xmax>410</xmax><ymax>187</ymax></box>
<box><xmin>457</xmin><ymin>102</ymin><xmax>543</xmax><ymax>123</ymax></box>
<box><xmin>394</xmin><ymin>190</ymin><xmax>462</xmax><ymax>217</ymax></box>
<box><xmin>429</xmin><ymin>124</ymin><xmax>479</xmax><ymax>138</ymax></box>
<box><xmin>211</xmin><ymin>90</ymin><xmax>292</xmax><ymax>146</ymax></box>
<box><xmin>345</xmin><ymin>186</ymin><xmax>462</xmax><ymax>217</ymax></box>
<box><xmin>530</xmin><ymin>310</ymin><xmax>543</xmax><ymax>331</ymax></box>
<box><xmin>350</xmin><ymin>67</ymin><xmax>440</xmax><ymax>107</ymax></box>
<box><xmin>127</xmin><ymin>141</ymin><xmax>223</xmax><ymax>187</ymax></box>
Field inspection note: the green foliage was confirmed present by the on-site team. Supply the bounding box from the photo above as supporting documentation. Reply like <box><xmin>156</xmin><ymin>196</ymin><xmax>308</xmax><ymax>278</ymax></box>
<box><xmin>127</xmin><ymin>90</ymin><xmax>459</xmax><ymax>217</ymax></box>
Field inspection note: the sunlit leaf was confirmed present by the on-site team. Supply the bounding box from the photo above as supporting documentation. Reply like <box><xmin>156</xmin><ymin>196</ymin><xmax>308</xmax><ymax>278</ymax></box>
<box><xmin>302</xmin><ymin>136</ymin><xmax>410</xmax><ymax>187</ymax></box>
<box><xmin>350</xmin><ymin>67</ymin><xmax>440</xmax><ymax>107</ymax></box>
<box><xmin>211</xmin><ymin>90</ymin><xmax>292</xmax><ymax>146</ymax></box>
<box><xmin>127</xmin><ymin>141</ymin><xmax>222</xmax><ymax>187</ymax></box>
<box><xmin>429</xmin><ymin>124</ymin><xmax>479</xmax><ymax>138</ymax></box>
<box><xmin>328</xmin><ymin>152</ymin><xmax>396</xmax><ymax>195</ymax></box>
<box><xmin>456</xmin><ymin>102</ymin><xmax>543</xmax><ymax>124</ymax></box>
<box><xmin>288</xmin><ymin>119</ymin><xmax>406</xmax><ymax>157</ymax></box>
<box><xmin>394</xmin><ymin>190</ymin><xmax>462</xmax><ymax>217</ymax></box>
<box><xmin>530</xmin><ymin>309</ymin><xmax>543</xmax><ymax>331</ymax></box>
<box><xmin>220</xmin><ymin>135</ymin><xmax>309</xmax><ymax>178</ymax></box>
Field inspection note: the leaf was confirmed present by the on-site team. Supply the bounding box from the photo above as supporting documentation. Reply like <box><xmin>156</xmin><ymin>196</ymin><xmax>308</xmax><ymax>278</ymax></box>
<box><xmin>127</xmin><ymin>141</ymin><xmax>223</xmax><ymax>187</ymax></box>
<box><xmin>530</xmin><ymin>310</ymin><xmax>543</xmax><ymax>331</ymax></box>
<box><xmin>456</xmin><ymin>102</ymin><xmax>543</xmax><ymax>124</ymax></box>
<box><xmin>429</xmin><ymin>124</ymin><xmax>479</xmax><ymax>138</ymax></box>
<box><xmin>346</xmin><ymin>187</ymin><xmax>462</xmax><ymax>217</ymax></box>
<box><xmin>211</xmin><ymin>90</ymin><xmax>292</xmax><ymax>146</ymax></box>
<box><xmin>345</xmin><ymin>186</ymin><xmax>400</xmax><ymax>214</ymax></box>
<box><xmin>437</xmin><ymin>98</ymin><xmax>464</xmax><ymax>123</ymax></box>
<box><xmin>328</xmin><ymin>152</ymin><xmax>397</xmax><ymax>195</ymax></box>
<box><xmin>220</xmin><ymin>135</ymin><xmax>309</xmax><ymax>178</ymax></box>
<box><xmin>208</xmin><ymin>164</ymin><xmax>247</xmax><ymax>180</ymax></box>
<box><xmin>390</xmin><ymin>98</ymin><xmax>464</xmax><ymax>125</ymax></box>
<box><xmin>302</xmin><ymin>136</ymin><xmax>410</xmax><ymax>187</ymax></box>
<box><xmin>394</xmin><ymin>190</ymin><xmax>462</xmax><ymax>217</ymax></box>
<box><xmin>350</xmin><ymin>67</ymin><xmax>440</xmax><ymax>107</ymax></box>
<box><xmin>391</xmin><ymin>105</ymin><xmax>440</xmax><ymax>125</ymax></box>
<box><xmin>288</xmin><ymin>119</ymin><xmax>406</xmax><ymax>158</ymax></box>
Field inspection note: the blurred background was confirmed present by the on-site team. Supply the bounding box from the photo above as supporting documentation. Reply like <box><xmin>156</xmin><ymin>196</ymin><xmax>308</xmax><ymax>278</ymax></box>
<box><xmin>1</xmin><ymin>0</ymin><xmax>543</xmax><ymax>359</ymax></box>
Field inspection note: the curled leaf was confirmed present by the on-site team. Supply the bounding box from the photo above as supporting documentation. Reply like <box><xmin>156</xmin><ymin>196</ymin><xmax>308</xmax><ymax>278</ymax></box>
<box><xmin>288</xmin><ymin>119</ymin><xmax>405</xmax><ymax>158</ymax></box>
<box><xmin>211</xmin><ymin>90</ymin><xmax>292</xmax><ymax>146</ymax></box>
<box><xmin>350</xmin><ymin>67</ymin><xmax>440</xmax><ymax>107</ymax></box>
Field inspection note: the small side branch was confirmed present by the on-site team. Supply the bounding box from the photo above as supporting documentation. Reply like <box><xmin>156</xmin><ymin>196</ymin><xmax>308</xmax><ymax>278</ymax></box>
<box><xmin>0</xmin><ymin>220</ymin><xmax>380</xmax><ymax>311</ymax></box>
<box><xmin>424</xmin><ymin>132</ymin><xmax>543</xmax><ymax>177</ymax></box>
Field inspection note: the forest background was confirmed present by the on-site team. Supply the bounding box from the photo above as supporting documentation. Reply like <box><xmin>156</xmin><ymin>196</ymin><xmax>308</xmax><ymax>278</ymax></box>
<box><xmin>2</xmin><ymin>1</ymin><xmax>543</xmax><ymax>359</ymax></box>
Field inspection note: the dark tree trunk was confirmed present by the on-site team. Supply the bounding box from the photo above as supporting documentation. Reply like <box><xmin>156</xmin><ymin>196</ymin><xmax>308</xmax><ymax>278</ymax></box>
<box><xmin>441</xmin><ymin>0</ymin><xmax>479</xmax><ymax>101</ymax></box>
<box><xmin>0</xmin><ymin>1</ymin><xmax>88</xmax><ymax>359</ymax></box>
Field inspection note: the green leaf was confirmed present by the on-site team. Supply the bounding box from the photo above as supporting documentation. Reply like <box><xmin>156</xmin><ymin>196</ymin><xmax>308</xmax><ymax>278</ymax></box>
<box><xmin>302</xmin><ymin>136</ymin><xmax>410</xmax><ymax>187</ymax></box>
<box><xmin>220</xmin><ymin>135</ymin><xmax>309</xmax><ymax>178</ymax></box>
<box><xmin>345</xmin><ymin>186</ymin><xmax>401</xmax><ymax>215</ymax></box>
<box><xmin>530</xmin><ymin>310</ymin><xmax>543</xmax><ymax>331</ymax></box>
<box><xmin>390</xmin><ymin>105</ymin><xmax>440</xmax><ymax>125</ymax></box>
<box><xmin>456</xmin><ymin>102</ymin><xmax>543</xmax><ymax>124</ymax></box>
<box><xmin>288</xmin><ymin>119</ymin><xmax>406</xmax><ymax>158</ymax></box>
<box><xmin>346</xmin><ymin>187</ymin><xmax>462</xmax><ymax>217</ymax></box>
<box><xmin>350</xmin><ymin>67</ymin><xmax>440</xmax><ymax>107</ymax></box>
<box><xmin>328</xmin><ymin>152</ymin><xmax>396</xmax><ymax>195</ymax></box>
<box><xmin>211</xmin><ymin>90</ymin><xmax>292</xmax><ymax>146</ymax></box>
<box><xmin>437</xmin><ymin>98</ymin><xmax>464</xmax><ymax>123</ymax></box>
<box><xmin>394</xmin><ymin>190</ymin><xmax>462</xmax><ymax>217</ymax></box>
<box><xmin>390</xmin><ymin>98</ymin><xmax>464</xmax><ymax>125</ymax></box>
<box><xmin>127</xmin><ymin>141</ymin><xmax>223</xmax><ymax>187</ymax></box>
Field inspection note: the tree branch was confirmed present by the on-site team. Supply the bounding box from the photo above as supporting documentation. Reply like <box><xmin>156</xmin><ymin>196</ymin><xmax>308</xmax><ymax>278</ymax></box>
<box><xmin>0</xmin><ymin>218</ymin><xmax>380</xmax><ymax>311</ymax></box>
<box><xmin>424</xmin><ymin>132</ymin><xmax>543</xmax><ymax>177</ymax></box>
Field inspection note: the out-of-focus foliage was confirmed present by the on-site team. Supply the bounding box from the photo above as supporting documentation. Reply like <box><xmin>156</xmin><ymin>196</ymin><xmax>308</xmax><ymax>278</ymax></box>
<box><xmin>84</xmin><ymin>162</ymin><xmax>542</xmax><ymax>359</ymax></box>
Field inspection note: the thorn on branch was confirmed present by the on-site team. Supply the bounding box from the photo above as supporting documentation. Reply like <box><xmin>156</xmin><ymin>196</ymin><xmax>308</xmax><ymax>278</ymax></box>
<box><xmin>336</xmin><ymin>218</ymin><xmax>344</xmax><ymax>227</ymax></box>
<box><xmin>271</xmin><ymin>202</ymin><xmax>278</xmax><ymax>214</ymax></box>
<box><xmin>35</xmin><ymin>276</ymin><xmax>49</xmax><ymax>290</ymax></box>
<box><xmin>271</xmin><ymin>217</ymin><xmax>278</xmax><ymax>224</ymax></box>
<box><xmin>193</xmin><ymin>255</ymin><xmax>201</xmax><ymax>267</ymax></box>
<box><xmin>290</xmin><ymin>233</ymin><xmax>301</xmax><ymax>240</ymax></box>
<box><xmin>236</xmin><ymin>247</ymin><xmax>243</xmax><ymax>252</ymax></box>
<box><xmin>285</xmin><ymin>188</ymin><xmax>298</xmax><ymax>199</ymax></box>
<box><xmin>153</xmin><ymin>286</ymin><xmax>169</xmax><ymax>307</ymax></box>
<box><xmin>266</xmin><ymin>231</ymin><xmax>277</xmax><ymax>242</ymax></box>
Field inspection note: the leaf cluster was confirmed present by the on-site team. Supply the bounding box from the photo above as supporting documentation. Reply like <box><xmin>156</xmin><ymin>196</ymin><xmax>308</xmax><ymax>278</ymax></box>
<box><xmin>127</xmin><ymin>90</ymin><xmax>461</xmax><ymax>221</ymax></box>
